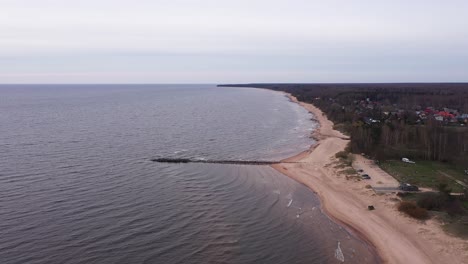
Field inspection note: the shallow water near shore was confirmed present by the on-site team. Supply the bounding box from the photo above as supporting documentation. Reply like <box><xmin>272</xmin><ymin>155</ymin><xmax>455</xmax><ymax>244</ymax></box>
<box><xmin>0</xmin><ymin>84</ymin><xmax>379</xmax><ymax>263</ymax></box>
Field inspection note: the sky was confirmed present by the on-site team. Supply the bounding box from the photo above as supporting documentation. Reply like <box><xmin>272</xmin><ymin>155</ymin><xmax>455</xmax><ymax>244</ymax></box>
<box><xmin>1</xmin><ymin>0</ymin><xmax>468</xmax><ymax>83</ymax></box>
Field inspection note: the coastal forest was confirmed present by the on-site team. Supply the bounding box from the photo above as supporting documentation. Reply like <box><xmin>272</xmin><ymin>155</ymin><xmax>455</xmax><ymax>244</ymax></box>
<box><xmin>219</xmin><ymin>83</ymin><xmax>468</xmax><ymax>167</ymax></box>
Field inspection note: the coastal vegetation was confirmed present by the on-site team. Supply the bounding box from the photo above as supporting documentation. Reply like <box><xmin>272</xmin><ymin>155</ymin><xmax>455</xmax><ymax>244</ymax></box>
<box><xmin>397</xmin><ymin>184</ymin><xmax>467</xmax><ymax>237</ymax></box>
<box><xmin>335</xmin><ymin>150</ymin><xmax>354</xmax><ymax>166</ymax></box>
<box><xmin>400</xmin><ymin>185</ymin><xmax>466</xmax><ymax>214</ymax></box>
<box><xmin>397</xmin><ymin>200</ymin><xmax>429</xmax><ymax>220</ymax></box>
<box><xmin>334</xmin><ymin>149</ymin><xmax>360</xmax><ymax>179</ymax></box>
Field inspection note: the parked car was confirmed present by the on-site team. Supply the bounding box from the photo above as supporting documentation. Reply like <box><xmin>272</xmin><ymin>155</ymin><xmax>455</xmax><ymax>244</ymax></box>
<box><xmin>362</xmin><ymin>174</ymin><xmax>371</xmax><ymax>179</ymax></box>
<box><xmin>399</xmin><ymin>183</ymin><xmax>419</xmax><ymax>191</ymax></box>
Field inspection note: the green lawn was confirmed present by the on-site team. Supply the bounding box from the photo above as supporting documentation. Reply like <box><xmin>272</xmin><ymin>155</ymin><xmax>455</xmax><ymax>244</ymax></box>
<box><xmin>380</xmin><ymin>160</ymin><xmax>467</xmax><ymax>193</ymax></box>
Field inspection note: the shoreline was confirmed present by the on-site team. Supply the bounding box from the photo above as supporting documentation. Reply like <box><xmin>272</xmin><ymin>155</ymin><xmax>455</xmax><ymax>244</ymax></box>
<box><xmin>271</xmin><ymin>92</ymin><xmax>468</xmax><ymax>264</ymax></box>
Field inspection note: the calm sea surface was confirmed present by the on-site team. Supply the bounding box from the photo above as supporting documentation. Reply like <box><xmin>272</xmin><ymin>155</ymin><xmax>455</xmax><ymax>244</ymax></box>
<box><xmin>0</xmin><ymin>85</ymin><xmax>378</xmax><ymax>263</ymax></box>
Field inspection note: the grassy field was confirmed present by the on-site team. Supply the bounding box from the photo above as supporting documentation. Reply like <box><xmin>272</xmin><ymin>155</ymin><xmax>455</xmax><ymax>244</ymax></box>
<box><xmin>380</xmin><ymin>160</ymin><xmax>467</xmax><ymax>193</ymax></box>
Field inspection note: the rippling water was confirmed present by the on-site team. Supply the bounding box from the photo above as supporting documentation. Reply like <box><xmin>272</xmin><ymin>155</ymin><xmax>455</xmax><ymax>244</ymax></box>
<box><xmin>0</xmin><ymin>85</ymin><xmax>378</xmax><ymax>263</ymax></box>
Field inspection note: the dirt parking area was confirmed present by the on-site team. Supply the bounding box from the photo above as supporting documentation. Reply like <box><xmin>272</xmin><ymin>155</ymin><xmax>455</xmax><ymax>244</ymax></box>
<box><xmin>352</xmin><ymin>155</ymin><xmax>400</xmax><ymax>187</ymax></box>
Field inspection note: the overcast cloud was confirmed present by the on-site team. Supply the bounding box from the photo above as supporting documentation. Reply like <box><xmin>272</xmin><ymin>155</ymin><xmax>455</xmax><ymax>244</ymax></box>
<box><xmin>1</xmin><ymin>0</ymin><xmax>468</xmax><ymax>83</ymax></box>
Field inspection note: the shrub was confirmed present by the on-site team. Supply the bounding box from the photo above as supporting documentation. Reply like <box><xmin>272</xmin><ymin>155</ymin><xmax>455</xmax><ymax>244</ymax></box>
<box><xmin>446</xmin><ymin>199</ymin><xmax>466</xmax><ymax>216</ymax></box>
<box><xmin>398</xmin><ymin>201</ymin><xmax>429</xmax><ymax>220</ymax></box>
<box><xmin>335</xmin><ymin>150</ymin><xmax>354</xmax><ymax>166</ymax></box>
<box><xmin>344</xmin><ymin>143</ymin><xmax>352</xmax><ymax>153</ymax></box>
<box><xmin>335</xmin><ymin>151</ymin><xmax>348</xmax><ymax>159</ymax></box>
<box><xmin>417</xmin><ymin>192</ymin><xmax>446</xmax><ymax>211</ymax></box>
<box><xmin>397</xmin><ymin>192</ymin><xmax>410</xmax><ymax>198</ymax></box>
<box><xmin>438</xmin><ymin>182</ymin><xmax>452</xmax><ymax>196</ymax></box>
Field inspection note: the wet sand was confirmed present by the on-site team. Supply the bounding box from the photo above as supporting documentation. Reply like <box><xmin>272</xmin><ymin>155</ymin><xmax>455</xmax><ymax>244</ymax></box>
<box><xmin>272</xmin><ymin>93</ymin><xmax>468</xmax><ymax>264</ymax></box>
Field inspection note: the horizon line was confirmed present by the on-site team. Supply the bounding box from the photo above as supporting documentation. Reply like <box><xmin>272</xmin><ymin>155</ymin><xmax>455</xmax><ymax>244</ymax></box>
<box><xmin>2</xmin><ymin>81</ymin><xmax>468</xmax><ymax>85</ymax></box>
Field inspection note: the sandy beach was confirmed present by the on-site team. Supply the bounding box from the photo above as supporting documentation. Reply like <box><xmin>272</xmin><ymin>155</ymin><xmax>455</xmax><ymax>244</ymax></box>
<box><xmin>272</xmin><ymin>94</ymin><xmax>468</xmax><ymax>264</ymax></box>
